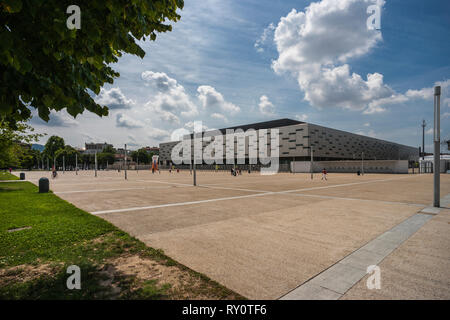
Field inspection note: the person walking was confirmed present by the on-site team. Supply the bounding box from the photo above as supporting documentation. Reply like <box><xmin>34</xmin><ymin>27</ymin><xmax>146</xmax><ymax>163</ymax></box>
<box><xmin>52</xmin><ymin>165</ymin><xmax>58</xmax><ymax>179</ymax></box>
<box><xmin>321</xmin><ymin>168</ymin><xmax>327</xmax><ymax>181</ymax></box>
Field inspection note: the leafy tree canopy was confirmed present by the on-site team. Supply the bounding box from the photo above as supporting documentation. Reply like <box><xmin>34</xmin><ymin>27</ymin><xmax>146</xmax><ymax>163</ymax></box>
<box><xmin>0</xmin><ymin>119</ymin><xmax>44</xmax><ymax>167</ymax></box>
<box><xmin>0</xmin><ymin>0</ymin><xmax>184</xmax><ymax>128</ymax></box>
<box><xmin>43</xmin><ymin>135</ymin><xmax>65</xmax><ymax>160</ymax></box>
<box><xmin>55</xmin><ymin>145</ymin><xmax>80</xmax><ymax>166</ymax></box>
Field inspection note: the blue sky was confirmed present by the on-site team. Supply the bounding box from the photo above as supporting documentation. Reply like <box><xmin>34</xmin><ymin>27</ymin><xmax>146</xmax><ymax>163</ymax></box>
<box><xmin>31</xmin><ymin>0</ymin><xmax>450</xmax><ymax>152</ymax></box>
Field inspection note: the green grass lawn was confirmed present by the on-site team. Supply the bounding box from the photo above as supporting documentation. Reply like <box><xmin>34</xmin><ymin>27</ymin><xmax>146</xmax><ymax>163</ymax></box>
<box><xmin>0</xmin><ymin>172</ymin><xmax>19</xmax><ymax>181</ymax></box>
<box><xmin>0</xmin><ymin>182</ymin><xmax>243</xmax><ymax>300</ymax></box>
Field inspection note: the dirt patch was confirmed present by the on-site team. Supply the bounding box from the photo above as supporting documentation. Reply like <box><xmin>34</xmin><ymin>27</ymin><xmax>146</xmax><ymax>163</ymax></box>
<box><xmin>100</xmin><ymin>254</ymin><xmax>242</xmax><ymax>299</ymax></box>
<box><xmin>0</xmin><ymin>263</ymin><xmax>59</xmax><ymax>286</ymax></box>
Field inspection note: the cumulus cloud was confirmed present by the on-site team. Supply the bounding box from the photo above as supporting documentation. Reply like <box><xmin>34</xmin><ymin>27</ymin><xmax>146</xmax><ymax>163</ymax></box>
<box><xmin>295</xmin><ymin>114</ymin><xmax>308</xmax><ymax>121</ymax></box>
<box><xmin>355</xmin><ymin>129</ymin><xmax>377</xmax><ymax>138</ymax></box>
<box><xmin>197</xmin><ymin>85</ymin><xmax>240</xmax><ymax>114</ymax></box>
<box><xmin>148</xmin><ymin>127</ymin><xmax>170</xmax><ymax>140</ymax></box>
<box><xmin>272</xmin><ymin>1</ymin><xmax>395</xmax><ymax>112</ymax></box>
<box><xmin>142</xmin><ymin>71</ymin><xmax>198</xmax><ymax>124</ymax></box>
<box><xmin>258</xmin><ymin>95</ymin><xmax>275</xmax><ymax>116</ymax></box>
<box><xmin>95</xmin><ymin>88</ymin><xmax>135</xmax><ymax>109</ymax></box>
<box><xmin>211</xmin><ymin>113</ymin><xmax>228</xmax><ymax>122</ymax></box>
<box><xmin>184</xmin><ymin>121</ymin><xmax>209</xmax><ymax>132</ymax></box>
<box><xmin>30</xmin><ymin>110</ymin><xmax>79</xmax><ymax>127</ymax></box>
<box><xmin>116</xmin><ymin>113</ymin><xmax>144</xmax><ymax>128</ymax></box>
<box><xmin>271</xmin><ymin>0</ymin><xmax>449</xmax><ymax>114</ymax></box>
<box><xmin>255</xmin><ymin>23</ymin><xmax>275</xmax><ymax>53</ymax></box>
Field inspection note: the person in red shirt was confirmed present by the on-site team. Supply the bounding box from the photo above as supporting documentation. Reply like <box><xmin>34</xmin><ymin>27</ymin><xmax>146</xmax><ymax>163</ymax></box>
<box><xmin>321</xmin><ymin>168</ymin><xmax>327</xmax><ymax>181</ymax></box>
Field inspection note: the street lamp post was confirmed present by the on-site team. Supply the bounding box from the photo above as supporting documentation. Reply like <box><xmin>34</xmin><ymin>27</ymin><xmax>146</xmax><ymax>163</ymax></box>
<box><xmin>310</xmin><ymin>147</ymin><xmax>314</xmax><ymax>180</ymax></box>
<box><xmin>433</xmin><ymin>86</ymin><xmax>441</xmax><ymax>207</ymax></box>
<box><xmin>95</xmin><ymin>151</ymin><xmax>98</xmax><ymax>177</ymax></box>
<box><xmin>421</xmin><ymin>119</ymin><xmax>426</xmax><ymax>161</ymax></box>
<box><xmin>124</xmin><ymin>144</ymin><xmax>128</xmax><ymax>180</ymax></box>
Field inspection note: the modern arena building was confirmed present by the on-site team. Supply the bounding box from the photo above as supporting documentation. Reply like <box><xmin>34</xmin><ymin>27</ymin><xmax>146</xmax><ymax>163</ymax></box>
<box><xmin>159</xmin><ymin>119</ymin><xmax>419</xmax><ymax>173</ymax></box>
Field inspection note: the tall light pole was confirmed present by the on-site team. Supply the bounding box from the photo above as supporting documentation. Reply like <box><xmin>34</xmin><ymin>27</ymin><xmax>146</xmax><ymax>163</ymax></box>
<box><xmin>95</xmin><ymin>151</ymin><xmax>98</xmax><ymax>177</ymax></box>
<box><xmin>433</xmin><ymin>86</ymin><xmax>441</xmax><ymax>207</ymax></box>
<box><xmin>124</xmin><ymin>144</ymin><xmax>128</xmax><ymax>180</ymax></box>
<box><xmin>421</xmin><ymin>119</ymin><xmax>426</xmax><ymax>160</ymax></box>
<box><xmin>75</xmin><ymin>153</ymin><xmax>78</xmax><ymax>175</ymax></box>
<box><xmin>63</xmin><ymin>156</ymin><xmax>65</xmax><ymax>174</ymax></box>
<box><xmin>310</xmin><ymin>147</ymin><xmax>314</xmax><ymax>180</ymax></box>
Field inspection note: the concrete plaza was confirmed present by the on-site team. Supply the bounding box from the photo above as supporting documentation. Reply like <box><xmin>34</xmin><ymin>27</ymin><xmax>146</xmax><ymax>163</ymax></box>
<box><xmin>17</xmin><ymin>170</ymin><xmax>450</xmax><ymax>299</ymax></box>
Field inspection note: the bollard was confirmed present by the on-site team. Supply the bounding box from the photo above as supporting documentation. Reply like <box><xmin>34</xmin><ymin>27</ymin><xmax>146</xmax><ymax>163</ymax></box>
<box><xmin>20</xmin><ymin>172</ymin><xmax>25</xmax><ymax>180</ymax></box>
<box><xmin>39</xmin><ymin>177</ymin><xmax>49</xmax><ymax>193</ymax></box>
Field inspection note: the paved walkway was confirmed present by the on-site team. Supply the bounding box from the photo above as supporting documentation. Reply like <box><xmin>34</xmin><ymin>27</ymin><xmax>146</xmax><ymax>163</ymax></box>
<box><xmin>281</xmin><ymin>195</ymin><xmax>450</xmax><ymax>300</ymax></box>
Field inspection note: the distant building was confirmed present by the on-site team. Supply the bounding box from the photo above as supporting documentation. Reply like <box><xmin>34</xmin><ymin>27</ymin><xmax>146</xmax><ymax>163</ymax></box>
<box><xmin>84</xmin><ymin>142</ymin><xmax>113</xmax><ymax>155</ymax></box>
<box><xmin>114</xmin><ymin>148</ymin><xmax>132</xmax><ymax>164</ymax></box>
<box><xmin>159</xmin><ymin>118</ymin><xmax>419</xmax><ymax>166</ymax></box>
<box><xmin>143</xmin><ymin>146</ymin><xmax>159</xmax><ymax>154</ymax></box>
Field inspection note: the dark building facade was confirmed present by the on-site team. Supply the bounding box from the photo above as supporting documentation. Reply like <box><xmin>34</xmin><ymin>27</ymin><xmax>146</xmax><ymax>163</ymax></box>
<box><xmin>159</xmin><ymin>119</ymin><xmax>418</xmax><ymax>166</ymax></box>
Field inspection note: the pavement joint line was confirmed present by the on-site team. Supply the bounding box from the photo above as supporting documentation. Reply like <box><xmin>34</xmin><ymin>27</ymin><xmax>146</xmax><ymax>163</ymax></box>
<box><xmin>199</xmin><ymin>184</ymin><xmax>271</xmax><ymax>193</ymax></box>
<box><xmin>90</xmin><ymin>176</ymin><xmax>421</xmax><ymax>215</ymax></box>
<box><xmin>91</xmin><ymin>191</ymin><xmax>276</xmax><ymax>215</ymax></box>
<box><xmin>278</xmin><ymin>212</ymin><xmax>434</xmax><ymax>300</ymax></box>
<box><xmin>54</xmin><ymin>186</ymin><xmax>173</xmax><ymax>194</ymax></box>
<box><xmin>137</xmin><ymin>179</ymin><xmax>194</xmax><ymax>187</ymax></box>
<box><xmin>285</xmin><ymin>193</ymin><xmax>425</xmax><ymax>208</ymax></box>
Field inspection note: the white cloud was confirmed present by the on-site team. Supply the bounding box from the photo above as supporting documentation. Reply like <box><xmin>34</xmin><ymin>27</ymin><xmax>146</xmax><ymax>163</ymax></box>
<box><xmin>258</xmin><ymin>95</ymin><xmax>275</xmax><ymax>116</ymax></box>
<box><xmin>142</xmin><ymin>71</ymin><xmax>198</xmax><ymax>124</ymax></box>
<box><xmin>254</xmin><ymin>23</ymin><xmax>275</xmax><ymax>53</ymax></box>
<box><xmin>148</xmin><ymin>127</ymin><xmax>170</xmax><ymax>140</ymax></box>
<box><xmin>184</xmin><ymin>121</ymin><xmax>209</xmax><ymax>131</ymax></box>
<box><xmin>197</xmin><ymin>85</ymin><xmax>240</xmax><ymax>114</ymax></box>
<box><xmin>95</xmin><ymin>88</ymin><xmax>135</xmax><ymax>109</ymax></box>
<box><xmin>30</xmin><ymin>110</ymin><xmax>79</xmax><ymax>127</ymax></box>
<box><xmin>355</xmin><ymin>129</ymin><xmax>376</xmax><ymax>138</ymax></box>
<box><xmin>170</xmin><ymin>127</ymin><xmax>191</xmax><ymax>142</ymax></box>
<box><xmin>295</xmin><ymin>114</ymin><xmax>308</xmax><ymax>121</ymax></box>
<box><xmin>116</xmin><ymin>113</ymin><xmax>144</xmax><ymax>128</ymax></box>
<box><xmin>271</xmin><ymin>0</ymin><xmax>402</xmax><ymax>113</ymax></box>
<box><xmin>271</xmin><ymin>1</ymin><xmax>450</xmax><ymax>114</ymax></box>
<box><xmin>211</xmin><ymin>113</ymin><xmax>228</xmax><ymax>122</ymax></box>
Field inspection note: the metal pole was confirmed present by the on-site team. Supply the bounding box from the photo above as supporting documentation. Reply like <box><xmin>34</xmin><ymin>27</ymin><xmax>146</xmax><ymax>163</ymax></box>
<box><xmin>76</xmin><ymin>153</ymin><xmax>78</xmax><ymax>175</ymax></box>
<box><xmin>137</xmin><ymin>156</ymin><xmax>139</xmax><ymax>173</ymax></box>
<box><xmin>361</xmin><ymin>152</ymin><xmax>364</xmax><ymax>175</ymax></box>
<box><xmin>310</xmin><ymin>147</ymin><xmax>313</xmax><ymax>180</ymax></box>
<box><xmin>63</xmin><ymin>156</ymin><xmax>65</xmax><ymax>173</ymax></box>
<box><xmin>124</xmin><ymin>144</ymin><xmax>127</xmax><ymax>180</ymax></box>
<box><xmin>433</xmin><ymin>86</ymin><xmax>441</xmax><ymax>207</ymax></box>
<box><xmin>193</xmin><ymin>134</ymin><xmax>197</xmax><ymax>186</ymax></box>
<box><xmin>193</xmin><ymin>160</ymin><xmax>197</xmax><ymax>186</ymax></box>
<box><xmin>421</xmin><ymin>119</ymin><xmax>426</xmax><ymax>160</ymax></box>
<box><xmin>47</xmin><ymin>158</ymin><xmax>49</xmax><ymax>171</ymax></box>
<box><xmin>95</xmin><ymin>151</ymin><xmax>97</xmax><ymax>177</ymax></box>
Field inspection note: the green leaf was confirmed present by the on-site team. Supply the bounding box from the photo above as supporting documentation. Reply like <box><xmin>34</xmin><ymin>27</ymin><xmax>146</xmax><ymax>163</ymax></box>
<box><xmin>3</xmin><ymin>0</ymin><xmax>22</xmax><ymax>13</ymax></box>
